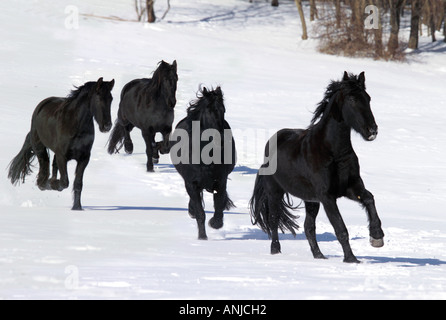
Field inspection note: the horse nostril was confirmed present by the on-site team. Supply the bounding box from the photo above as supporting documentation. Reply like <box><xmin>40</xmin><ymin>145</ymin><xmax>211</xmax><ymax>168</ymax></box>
<box><xmin>367</xmin><ymin>126</ymin><xmax>378</xmax><ymax>141</ymax></box>
<box><xmin>103</xmin><ymin>123</ymin><xmax>112</xmax><ymax>132</ymax></box>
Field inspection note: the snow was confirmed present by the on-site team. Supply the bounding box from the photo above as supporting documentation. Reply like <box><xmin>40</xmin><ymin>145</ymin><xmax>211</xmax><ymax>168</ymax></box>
<box><xmin>1</xmin><ymin>0</ymin><xmax>446</xmax><ymax>300</ymax></box>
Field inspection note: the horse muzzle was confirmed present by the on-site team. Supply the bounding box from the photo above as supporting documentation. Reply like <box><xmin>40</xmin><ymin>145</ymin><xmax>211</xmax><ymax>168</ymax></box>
<box><xmin>366</xmin><ymin>126</ymin><xmax>378</xmax><ymax>141</ymax></box>
<box><xmin>100</xmin><ymin>123</ymin><xmax>112</xmax><ymax>133</ymax></box>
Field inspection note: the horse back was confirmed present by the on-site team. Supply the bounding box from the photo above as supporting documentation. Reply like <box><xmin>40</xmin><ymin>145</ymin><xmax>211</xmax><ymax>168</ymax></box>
<box><xmin>119</xmin><ymin>78</ymin><xmax>173</xmax><ymax>129</ymax></box>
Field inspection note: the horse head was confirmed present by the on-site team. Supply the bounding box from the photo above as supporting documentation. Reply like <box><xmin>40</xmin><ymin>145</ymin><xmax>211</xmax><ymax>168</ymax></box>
<box><xmin>155</xmin><ymin>60</ymin><xmax>178</xmax><ymax>108</ymax></box>
<box><xmin>188</xmin><ymin>86</ymin><xmax>226</xmax><ymax>131</ymax></box>
<box><xmin>91</xmin><ymin>77</ymin><xmax>114</xmax><ymax>133</ymax></box>
<box><xmin>339</xmin><ymin>71</ymin><xmax>378</xmax><ymax>141</ymax></box>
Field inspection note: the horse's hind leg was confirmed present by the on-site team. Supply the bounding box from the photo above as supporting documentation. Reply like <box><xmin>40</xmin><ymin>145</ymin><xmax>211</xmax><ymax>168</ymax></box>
<box><xmin>33</xmin><ymin>142</ymin><xmax>50</xmax><ymax>190</ymax></box>
<box><xmin>185</xmin><ymin>183</ymin><xmax>207</xmax><ymax>240</ymax></box>
<box><xmin>304</xmin><ymin>201</ymin><xmax>326</xmax><ymax>259</ymax></box>
<box><xmin>123</xmin><ymin>124</ymin><xmax>134</xmax><ymax>154</ymax></box>
<box><xmin>260</xmin><ymin>177</ymin><xmax>285</xmax><ymax>255</ymax></box>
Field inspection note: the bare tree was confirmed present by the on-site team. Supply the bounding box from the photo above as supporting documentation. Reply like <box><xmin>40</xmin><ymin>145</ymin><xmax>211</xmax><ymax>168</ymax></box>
<box><xmin>135</xmin><ymin>0</ymin><xmax>146</xmax><ymax>21</ymax></box>
<box><xmin>295</xmin><ymin>0</ymin><xmax>308</xmax><ymax>40</ymax></box>
<box><xmin>408</xmin><ymin>0</ymin><xmax>422</xmax><ymax>49</ymax></box>
<box><xmin>335</xmin><ymin>0</ymin><xmax>342</xmax><ymax>28</ymax></box>
<box><xmin>387</xmin><ymin>0</ymin><xmax>404</xmax><ymax>57</ymax></box>
<box><xmin>147</xmin><ymin>0</ymin><xmax>156</xmax><ymax>23</ymax></box>
<box><xmin>443</xmin><ymin>0</ymin><xmax>446</xmax><ymax>42</ymax></box>
<box><xmin>309</xmin><ymin>0</ymin><xmax>318</xmax><ymax>21</ymax></box>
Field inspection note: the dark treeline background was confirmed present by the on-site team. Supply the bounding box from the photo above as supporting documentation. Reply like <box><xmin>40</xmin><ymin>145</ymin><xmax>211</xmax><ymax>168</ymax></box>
<box><xmin>267</xmin><ymin>0</ymin><xmax>446</xmax><ymax>60</ymax></box>
<box><xmin>143</xmin><ymin>0</ymin><xmax>446</xmax><ymax>60</ymax></box>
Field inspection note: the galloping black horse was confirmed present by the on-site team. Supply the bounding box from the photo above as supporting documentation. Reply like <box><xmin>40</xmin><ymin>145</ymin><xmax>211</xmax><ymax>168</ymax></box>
<box><xmin>250</xmin><ymin>72</ymin><xmax>384</xmax><ymax>263</ymax></box>
<box><xmin>107</xmin><ymin>60</ymin><xmax>178</xmax><ymax>172</ymax></box>
<box><xmin>171</xmin><ymin>86</ymin><xmax>236</xmax><ymax>240</ymax></box>
<box><xmin>8</xmin><ymin>78</ymin><xmax>115</xmax><ymax>210</ymax></box>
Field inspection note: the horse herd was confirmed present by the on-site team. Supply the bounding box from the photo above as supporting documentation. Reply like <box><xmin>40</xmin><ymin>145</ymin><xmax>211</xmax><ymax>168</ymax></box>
<box><xmin>7</xmin><ymin>60</ymin><xmax>384</xmax><ymax>263</ymax></box>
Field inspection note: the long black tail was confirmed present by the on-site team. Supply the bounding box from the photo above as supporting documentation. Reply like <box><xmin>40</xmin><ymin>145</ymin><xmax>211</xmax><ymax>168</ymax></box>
<box><xmin>107</xmin><ymin>120</ymin><xmax>126</xmax><ymax>154</ymax></box>
<box><xmin>8</xmin><ymin>132</ymin><xmax>35</xmax><ymax>185</ymax></box>
<box><xmin>249</xmin><ymin>171</ymin><xmax>300</xmax><ymax>237</ymax></box>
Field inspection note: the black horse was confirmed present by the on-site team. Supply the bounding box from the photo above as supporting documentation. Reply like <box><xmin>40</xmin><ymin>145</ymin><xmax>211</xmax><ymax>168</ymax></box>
<box><xmin>250</xmin><ymin>72</ymin><xmax>384</xmax><ymax>263</ymax></box>
<box><xmin>171</xmin><ymin>86</ymin><xmax>236</xmax><ymax>240</ymax></box>
<box><xmin>107</xmin><ymin>60</ymin><xmax>178</xmax><ymax>172</ymax></box>
<box><xmin>8</xmin><ymin>78</ymin><xmax>115</xmax><ymax>210</ymax></box>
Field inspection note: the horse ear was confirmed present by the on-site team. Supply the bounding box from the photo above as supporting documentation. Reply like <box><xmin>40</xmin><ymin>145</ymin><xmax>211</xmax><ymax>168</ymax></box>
<box><xmin>172</xmin><ymin>60</ymin><xmax>177</xmax><ymax>70</ymax></box>
<box><xmin>358</xmin><ymin>72</ymin><xmax>366</xmax><ymax>88</ymax></box>
<box><xmin>342</xmin><ymin>71</ymin><xmax>349</xmax><ymax>81</ymax></box>
<box><xmin>109</xmin><ymin>79</ymin><xmax>115</xmax><ymax>90</ymax></box>
<box><xmin>96</xmin><ymin>77</ymin><xmax>104</xmax><ymax>92</ymax></box>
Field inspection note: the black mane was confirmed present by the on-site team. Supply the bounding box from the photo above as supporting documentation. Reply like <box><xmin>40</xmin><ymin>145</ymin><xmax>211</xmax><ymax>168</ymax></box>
<box><xmin>186</xmin><ymin>86</ymin><xmax>225</xmax><ymax>127</ymax></box>
<box><xmin>63</xmin><ymin>81</ymin><xmax>97</xmax><ymax>107</ymax></box>
<box><xmin>311</xmin><ymin>72</ymin><xmax>366</xmax><ymax>126</ymax></box>
<box><xmin>149</xmin><ymin>60</ymin><xmax>177</xmax><ymax>95</ymax></box>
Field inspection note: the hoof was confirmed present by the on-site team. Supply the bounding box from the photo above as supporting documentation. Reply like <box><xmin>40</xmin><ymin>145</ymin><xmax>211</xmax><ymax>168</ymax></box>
<box><xmin>344</xmin><ymin>256</ymin><xmax>361</xmax><ymax>263</ymax></box>
<box><xmin>208</xmin><ymin>217</ymin><xmax>223</xmax><ymax>229</ymax></box>
<box><xmin>124</xmin><ymin>141</ymin><xmax>133</xmax><ymax>154</ymax></box>
<box><xmin>370</xmin><ymin>237</ymin><xmax>384</xmax><ymax>248</ymax></box>
<box><xmin>271</xmin><ymin>241</ymin><xmax>281</xmax><ymax>255</ymax></box>
<box><xmin>198</xmin><ymin>234</ymin><xmax>208</xmax><ymax>240</ymax></box>
<box><xmin>152</xmin><ymin>157</ymin><xmax>159</xmax><ymax>164</ymax></box>
<box><xmin>38</xmin><ymin>182</ymin><xmax>51</xmax><ymax>191</ymax></box>
<box><xmin>313</xmin><ymin>252</ymin><xmax>327</xmax><ymax>260</ymax></box>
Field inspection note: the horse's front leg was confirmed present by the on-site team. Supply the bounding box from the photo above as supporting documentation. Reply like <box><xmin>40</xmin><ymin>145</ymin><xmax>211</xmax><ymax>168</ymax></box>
<box><xmin>321</xmin><ymin>196</ymin><xmax>359</xmax><ymax>263</ymax></box>
<box><xmin>72</xmin><ymin>155</ymin><xmax>90</xmax><ymax>211</ymax></box>
<box><xmin>346</xmin><ymin>179</ymin><xmax>384</xmax><ymax>248</ymax></box>
<box><xmin>142</xmin><ymin>130</ymin><xmax>156</xmax><ymax>171</ymax></box>
<box><xmin>185</xmin><ymin>183</ymin><xmax>207</xmax><ymax>240</ymax></box>
<box><xmin>158</xmin><ymin>128</ymin><xmax>172</xmax><ymax>155</ymax></box>
<box><xmin>209</xmin><ymin>181</ymin><xmax>231</xmax><ymax>230</ymax></box>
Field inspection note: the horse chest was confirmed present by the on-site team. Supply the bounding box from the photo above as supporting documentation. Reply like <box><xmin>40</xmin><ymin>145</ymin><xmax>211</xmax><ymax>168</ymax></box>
<box><xmin>66</xmin><ymin>131</ymin><xmax>94</xmax><ymax>160</ymax></box>
<box><xmin>328</xmin><ymin>155</ymin><xmax>359</xmax><ymax>196</ymax></box>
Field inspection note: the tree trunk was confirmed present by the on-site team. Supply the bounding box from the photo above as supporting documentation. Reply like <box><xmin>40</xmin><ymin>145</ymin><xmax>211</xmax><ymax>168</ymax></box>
<box><xmin>147</xmin><ymin>0</ymin><xmax>156</xmax><ymax>23</ymax></box>
<box><xmin>387</xmin><ymin>0</ymin><xmax>404</xmax><ymax>56</ymax></box>
<box><xmin>272</xmin><ymin>0</ymin><xmax>279</xmax><ymax>7</ymax></box>
<box><xmin>444</xmin><ymin>0</ymin><xmax>446</xmax><ymax>42</ymax></box>
<box><xmin>295</xmin><ymin>0</ymin><xmax>308</xmax><ymax>40</ymax></box>
<box><xmin>335</xmin><ymin>0</ymin><xmax>341</xmax><ymax>28</ymax></box>
<box><xmin>309</xmin><ymin>0</ymin><xmax>318</xmax><ymax>21</ymax></box>
<box><xmin>408</xmin><ymin>0</ymin><xmax>422</xmax><ymax>49</ymax></box>
<box><xmin>372</xmin><ymin>0</ymin><xmax>384</xmax><ymax>58</ymax></box>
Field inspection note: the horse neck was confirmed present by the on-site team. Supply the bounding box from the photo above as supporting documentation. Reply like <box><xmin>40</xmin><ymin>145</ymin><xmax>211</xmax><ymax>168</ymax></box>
<box><xmin>67</xmin><ymin>94</ymin><xmax>94</xmax><ymax>130</ymax></box>
<box><xmin>314</xmin><ymin>100</ymin><xmax>353</xmax><ymax>157</ymax></box>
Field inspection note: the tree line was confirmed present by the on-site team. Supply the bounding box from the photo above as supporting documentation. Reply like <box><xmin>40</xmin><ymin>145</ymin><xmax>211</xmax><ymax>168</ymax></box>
<box><xmin>274</xmin><ymin>0</ymin><xmax>446</xmax><ymax>60</ymax></box>
<box><xmin>138</xmin><ymin>0</ymin><xmax>445</xmax><ymax>60</ymax></box>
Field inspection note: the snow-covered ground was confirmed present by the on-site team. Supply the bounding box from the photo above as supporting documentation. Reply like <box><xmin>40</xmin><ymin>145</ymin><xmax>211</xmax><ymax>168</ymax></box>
<box><xmin>1</xmin><ymin>0</ymin><xmax>446</xmax><ymax>300</ymax></box>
